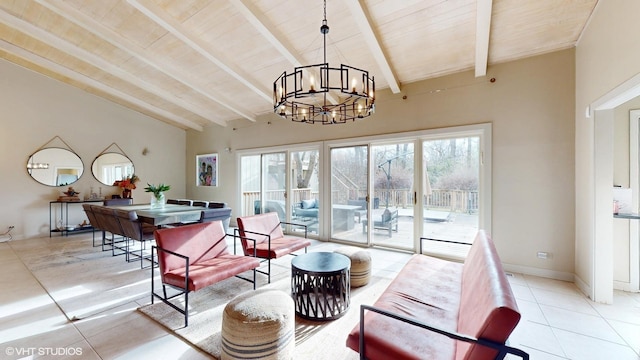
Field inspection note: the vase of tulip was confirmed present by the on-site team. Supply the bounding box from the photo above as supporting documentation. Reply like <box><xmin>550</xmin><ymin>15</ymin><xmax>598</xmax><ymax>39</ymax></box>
<box><xmin>145</xmin><ymin>183</ymin><xmax>170</xmax><ymax>209</ymax></box>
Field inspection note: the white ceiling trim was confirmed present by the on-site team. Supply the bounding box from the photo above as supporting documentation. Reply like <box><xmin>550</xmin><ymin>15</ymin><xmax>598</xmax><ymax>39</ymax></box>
<box><xmin>128</xmin><ymin>0</ymin><xmax>272</xmax><ymax>103</ymax></box>
<box><xmin>344</xmin><ymin>0</ymin><xmax>401</xmax><ymax>94</ymax></box>
<box><xmin>0</xmin><ymin>9</ymin><xmax>227</xmax><ymax>127</ymax></box>
<box><xmin>0</xmin><ymin>40</ymin><xmax>203</xmax><ymax>131</ymax></box>
<box><xmin>35</xmin><ymin>0</ymin><xmax>255</xmax><ymax>123</ymax></box>
<box><xmin>474</xmin><ymin>0</ymin><xmax>493</xmax><ymax>77</ymax></box>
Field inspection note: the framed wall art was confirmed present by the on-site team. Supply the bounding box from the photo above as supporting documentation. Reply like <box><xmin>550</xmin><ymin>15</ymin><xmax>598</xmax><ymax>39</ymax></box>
<box><xmin>196</xmin><ymin>153</ymin><xmax>218</xmax><ymax>187</ymax></box>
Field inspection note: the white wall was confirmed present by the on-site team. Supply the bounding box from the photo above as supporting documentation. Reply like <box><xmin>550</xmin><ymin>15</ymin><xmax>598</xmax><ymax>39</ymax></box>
<box><xmin>187</xmin><ymin>49</ymin><xmax>576</xmax><ymax>278</ymax></box>
<box><xmin>0</xmin><ymin>59</ymin><xmax>187</xmax><ymax>240</ymax></box>
<box><xmin>575</xmin><ymin>0</ymin><xmax>640</xmax><ymax>301</ymax></box>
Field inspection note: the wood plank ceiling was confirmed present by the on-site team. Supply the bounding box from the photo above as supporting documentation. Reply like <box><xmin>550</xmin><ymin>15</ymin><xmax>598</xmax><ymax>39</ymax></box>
<box><xmin>0</xmin><ymin>0</ymin><xmax>598</xmax><ymax>131</ymax></box>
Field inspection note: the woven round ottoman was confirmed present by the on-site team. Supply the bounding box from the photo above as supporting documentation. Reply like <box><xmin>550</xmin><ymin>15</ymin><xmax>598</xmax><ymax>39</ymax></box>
<box><xmin>221</xmin><ymin>289</ymin><xmax>295</xmax><ymax>360</ymax></box>
<box><xmin>333</xmin><ymin>246</ymin><xmax>371</xmax><ymax>287</ymax></box>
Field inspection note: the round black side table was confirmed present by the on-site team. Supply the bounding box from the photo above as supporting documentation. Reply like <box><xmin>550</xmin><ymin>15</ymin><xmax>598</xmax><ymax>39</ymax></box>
<box><xmin>291</xmin><ymin>252</ymin><xmax>351</xmax><ymax>320</ymax></box>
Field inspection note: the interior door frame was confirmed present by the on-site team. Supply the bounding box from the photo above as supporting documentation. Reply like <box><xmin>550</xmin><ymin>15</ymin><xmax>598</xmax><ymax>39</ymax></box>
<box><xmin>628</xmin><ymin>109</ymin><xmax>640</xmax><ymax>292</ymax></box>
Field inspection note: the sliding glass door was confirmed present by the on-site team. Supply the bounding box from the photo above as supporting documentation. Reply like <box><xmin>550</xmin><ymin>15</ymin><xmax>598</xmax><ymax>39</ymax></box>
<box><xmin>421</xmin><ymin>136</ymin><xmax>480</xmax><ymax>257</ymax></box>
<box><xmin>239</xmin><ymin>146</ymin><xmax>321</xmax><ymax>236</ymax></box>
<box><xmin>239</xmin><ymin>124</ymin><xmax>490</xmax><ymax>253</ymax></box>
<box><xmin>371</xmin><ymin>142</ymin><xmax>415</xmax><ymax>250</ymax></box>
<box><xmin>290</xmin><ymin>149</ymin><xmax>320</xmax><ymax>235</ymax></box>
<box><xmin>330</xmin><ymin>145</ymin><xmax>368</xmax><ymax>243</ymax></box>
<box><xmin>240</xmin><ymin>152</ymin><xmax>287</xmax><ymax>220</ymax></box>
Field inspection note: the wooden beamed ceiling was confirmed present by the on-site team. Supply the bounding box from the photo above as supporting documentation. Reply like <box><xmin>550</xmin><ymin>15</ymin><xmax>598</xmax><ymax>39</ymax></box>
<box><xmin>0</xmin><ymin>0</ymin><xmax>598</xmax><ymax>130</ymax></box>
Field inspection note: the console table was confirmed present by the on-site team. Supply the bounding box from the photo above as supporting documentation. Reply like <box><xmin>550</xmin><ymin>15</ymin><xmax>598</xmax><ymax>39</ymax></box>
<box><xmin>50</xmin><ymin>199</ymin><xmax>103</xmax><ymax>237</ymax></box>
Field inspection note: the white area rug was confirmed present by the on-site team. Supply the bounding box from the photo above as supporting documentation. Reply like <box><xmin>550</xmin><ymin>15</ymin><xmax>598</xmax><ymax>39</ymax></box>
<box><xmin>138</xmin><ymin>260</ymin><xmax>391</xmax><ymax>360</ymax></box>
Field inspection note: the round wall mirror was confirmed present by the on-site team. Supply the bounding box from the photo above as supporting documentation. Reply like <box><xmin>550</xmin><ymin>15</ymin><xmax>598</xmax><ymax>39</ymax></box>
<box><xmin>27</xmin><ymin>147</ymin><xmax>84</xmax><ymax>187</ymax></box>
<box><xmin>91</xmin><ymin>152</ymin><xmax>135</xmax><ymax>186</ymax></box>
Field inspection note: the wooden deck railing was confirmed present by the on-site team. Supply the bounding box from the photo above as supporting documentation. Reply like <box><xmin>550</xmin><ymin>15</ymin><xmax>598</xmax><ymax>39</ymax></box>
<box><xmin>242</xmin><ymin>188</ymin><xmax>478</xmax><ymax>215</ymax></box>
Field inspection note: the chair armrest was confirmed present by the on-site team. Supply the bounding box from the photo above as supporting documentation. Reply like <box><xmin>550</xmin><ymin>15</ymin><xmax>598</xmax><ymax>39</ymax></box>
<box><xmin>234</xmin><ymin>228</ymin><xmax>271</xmax><ymax>255</ymax></box>
<box><xmin>419</xmin><ymin>237</ymin><xmax>472</xmax><ymax>254</ymax></box>
<box><xmin>359</xmin><ymin>305</ymin><xmax>529</xmax><ymax>360</ymax></box>
<box><xmin>231</xmin><ymin>229</ymin><xmax>258</xmax><ymax>257</ymax></box>
<box><xmin>152</xmin><ymin>245</ymin><xmax>190</xmax><ymax>291</ymax></box>
<box><xmin>280</xmin><ymin>221</ymin><xmax>308</xmax><ymax>238</ymax></box>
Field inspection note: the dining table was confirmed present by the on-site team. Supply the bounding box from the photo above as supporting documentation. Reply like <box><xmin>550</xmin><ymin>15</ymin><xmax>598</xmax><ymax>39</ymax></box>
<box><xmin>104</xmin><ymin>203</ymin><xmax>204</xmax><ymax>227</ymax></box>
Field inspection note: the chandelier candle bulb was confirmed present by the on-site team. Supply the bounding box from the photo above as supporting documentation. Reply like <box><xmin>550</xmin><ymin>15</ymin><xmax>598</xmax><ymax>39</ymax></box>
<box><xmin>273</xmin><ymin>0</ymin><xmax>374</xmax><ymax>124</ymax></box>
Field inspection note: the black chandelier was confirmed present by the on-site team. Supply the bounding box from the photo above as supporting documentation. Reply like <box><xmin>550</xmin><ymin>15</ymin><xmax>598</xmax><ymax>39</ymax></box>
<box><xmin>273</xmin><ymin>0</ymin><xmax>375</xmax><ymax>124</ymax></box>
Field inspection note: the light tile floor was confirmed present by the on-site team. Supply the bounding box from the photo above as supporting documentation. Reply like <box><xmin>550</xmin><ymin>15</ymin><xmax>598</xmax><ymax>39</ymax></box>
<box><xmin>0</xmin><ymin>233</ymin><xmax>639</xmax><ymax>359</ymax></box>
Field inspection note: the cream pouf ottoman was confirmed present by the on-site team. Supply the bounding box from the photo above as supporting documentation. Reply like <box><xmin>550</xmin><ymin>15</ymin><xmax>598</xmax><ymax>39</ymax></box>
<box><xmin>334</xmin><ymin>247</ymin><xmax>371</xmax><ymax>287</ymax></box>
<box><xmin>221</xmin><ymin>289</ymin><xmax>295</xmax><ymax>360</ymax></box>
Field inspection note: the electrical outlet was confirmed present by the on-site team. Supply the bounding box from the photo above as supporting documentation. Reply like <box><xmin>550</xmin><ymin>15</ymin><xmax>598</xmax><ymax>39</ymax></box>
<box><xmin>537</xmin><ymin>251</ymin><xmax>549</xmax><ymax>259</ymax></box>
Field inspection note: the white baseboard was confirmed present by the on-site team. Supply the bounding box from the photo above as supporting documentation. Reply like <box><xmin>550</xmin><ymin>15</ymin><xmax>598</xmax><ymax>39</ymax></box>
<box><xmin>574</xmin><ymin>275</ymin><xmax>593</xmax><ymax>299</ymax></box>
<box><xmin>502</xmin><ymin>263</ymin><xmax>574</xmax><ymax>282</ymax></box>
<box><xmin>614</xmin><ymin>280</ymin><xmax>640</xmax><ymax>292</ymax></box>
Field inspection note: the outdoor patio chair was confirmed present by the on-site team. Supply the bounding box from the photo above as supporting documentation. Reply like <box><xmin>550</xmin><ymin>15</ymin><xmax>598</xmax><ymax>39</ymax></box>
<box><xmin>362</xmin><ymin>208</ymin><xmax>399</xmax><ymax>237</ymax></box>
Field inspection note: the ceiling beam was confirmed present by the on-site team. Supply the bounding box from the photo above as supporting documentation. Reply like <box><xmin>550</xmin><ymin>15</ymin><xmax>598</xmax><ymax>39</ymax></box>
<box><xmin>0</xmin><ymin>9</ymin><xmax>227</xmax><ymax>127</ymax></box>
<box><xmin>229</xmin><ymin>0</ymin><xmax>301</xmax><ymax>66</ymax></box>
<box><xmin>0</xmin><ymin>40</ymin><xmax>203</xmax><ymax>131</ymax></box>
<box><xmin>36</xmin><ymin>0</ymin><xmax>256</xmax><ymax>123</ymax></box>
<box><xmin>229</xmin><ymin>0</ymin><xmax>340</xmax><ymax>105</ymax></box>
<box><xmin>344</xmin><ymin>0</ymin><xmax>401</xmax><ymax>94</ymax></box>
<box><xmin>475</xmin><ymin>0</ymin><xmax>493</xmax><ymax>77</ymax></box>
<box><xmin>128</xmin><ymin>0</ymin><xmax>272</xmax><ymax>103</ymax></box>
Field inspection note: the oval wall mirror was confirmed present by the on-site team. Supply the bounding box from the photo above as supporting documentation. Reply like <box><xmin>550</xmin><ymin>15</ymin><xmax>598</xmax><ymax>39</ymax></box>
<box><xmin>27</xmin><ymin>147</ymin><xmax>84</xmax><ymax>187</ymax></box>
<box><xmin>91</xmin><ymin>152</ymin><xmax>135</xmax><ymax>186</ymax></box>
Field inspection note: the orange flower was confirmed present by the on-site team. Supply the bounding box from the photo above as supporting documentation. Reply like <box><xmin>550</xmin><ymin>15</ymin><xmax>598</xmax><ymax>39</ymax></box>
<box><xmin>113</xmin><ymin>174</ymin><xmax>139</xmax><ymax>190</ymax></box>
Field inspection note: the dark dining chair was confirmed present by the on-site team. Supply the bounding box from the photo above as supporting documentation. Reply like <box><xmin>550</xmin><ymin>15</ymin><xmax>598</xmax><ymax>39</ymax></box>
<box><xmin>114</xmin><ymin>209</ymin><xmax>155</xmax><ymax>268</ymax></box>
<box><xmin>167</xmin><ymin>199</ymin><xmax>192</xmax><ymax>206</ymax></box>
<box><xmin>82</xmin><ymin>204</ymin><xmax>103</xmax><ymax>247</ymax></box>
<box><xmin>92</xmin><ymin>206</ymin><xmax>127</xmax><ymax>256</ymax></box>
<box><xmin>103</xmin><ymin>198</ymin><xmax>133</xmax><ymax>206</ymax></box>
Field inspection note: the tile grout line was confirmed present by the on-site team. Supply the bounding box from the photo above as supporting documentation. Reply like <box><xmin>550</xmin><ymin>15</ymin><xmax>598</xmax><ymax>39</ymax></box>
<box><xmin>7</xmin><ymin>238</ymin><xmax>105</xmax><ymax>358</ymax></box>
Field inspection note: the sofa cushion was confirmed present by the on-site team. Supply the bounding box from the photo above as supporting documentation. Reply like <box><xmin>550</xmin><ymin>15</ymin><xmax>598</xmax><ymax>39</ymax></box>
<box><xmin>456</xmin><ymin>232</ymin><xmax>521</xmax><ymax>360</ymax></box>
<box><xmin>163</xmin><ymin>254</ymin><xmax>260</xmax><ymax>291</ymax></box>
<box><xmin>245</xmin><ymin>235</ymin><xmax>310</xmax><ymax>259</ymax></box>
<box><xmin>155</xmin><ymin>221</ymin><xmax>259</xmax><ymax>291</ymax></box>
<box><xmin>347</xmin><ymin>254</ymin><xmax>464</xmax><ymax>360</ymax></box>
<box><xmin>155</xmin><ymin>222</ymin><xmax>229</xmax><ymax>272</ymax></box>
<box><xmin>301</xmin><ymin>199</ymin><xmax>316</xmax><ymax>209</ymax></box>
<box><xmin>237</xmin><ymin>212</ymin><xmax>285</xmax><ymax>255</ymax></box>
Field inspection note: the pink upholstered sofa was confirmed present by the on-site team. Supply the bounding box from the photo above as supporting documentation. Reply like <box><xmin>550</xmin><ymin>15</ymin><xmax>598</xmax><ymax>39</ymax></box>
<box><xmin>236</xmin><ymin>212</ymin><xmax>311</xmax><ymax>283</ymax></box>
<box><xmin>152</xmin><ymin>221</ymin><xmax>260</xmax><ymax>327</ymax></box>
<box><xmin>346</xmin><ymin>230</ymin><xmax>529</xmax><ymax>360</ymax></box>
